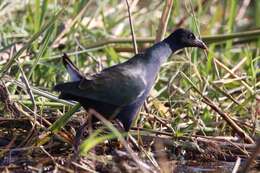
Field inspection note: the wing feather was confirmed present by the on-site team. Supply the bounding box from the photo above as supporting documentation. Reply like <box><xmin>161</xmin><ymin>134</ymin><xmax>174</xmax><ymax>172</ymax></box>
<box><xmin>55</xmin><ymin>54</ymin><xmax>147</xmax><ymax>106</ymax></box>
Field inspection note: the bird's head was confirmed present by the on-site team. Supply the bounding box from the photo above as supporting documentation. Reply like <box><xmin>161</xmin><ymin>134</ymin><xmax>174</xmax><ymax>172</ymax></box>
<box><xmin>164</xmin><ymin>28</ymin><xmax>207</xmax><ymax>51</ymax></box>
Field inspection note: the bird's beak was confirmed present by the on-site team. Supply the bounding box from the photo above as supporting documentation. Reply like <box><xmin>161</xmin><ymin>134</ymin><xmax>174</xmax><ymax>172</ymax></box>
<box><xmin>194</xmin><ymin>38</ymin><xmax>208</xmax><ymax>50</ymax></box>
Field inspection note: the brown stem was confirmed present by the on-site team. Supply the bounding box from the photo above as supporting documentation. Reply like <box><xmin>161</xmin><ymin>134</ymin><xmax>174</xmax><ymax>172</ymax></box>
<box><xmin>155</xmin><ymin>0</ymin><xmax>174</xmax><ymax>42</ymax></box>
<box><xmin>125</xmin><ymin>0</ymin><xmax>138</xmax><ymax>54</ymax></box>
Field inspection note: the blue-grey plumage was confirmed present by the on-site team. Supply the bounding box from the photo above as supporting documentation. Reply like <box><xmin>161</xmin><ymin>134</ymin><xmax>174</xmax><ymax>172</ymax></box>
<box><xmin>54</xmin><ymin>28</ymin><xmax>207</xmax><ymax>131</ymax></box>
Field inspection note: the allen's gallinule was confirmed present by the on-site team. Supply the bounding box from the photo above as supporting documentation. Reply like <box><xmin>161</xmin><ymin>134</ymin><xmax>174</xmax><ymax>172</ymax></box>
<box><xmin>54</xmin><ymin>28</ymin><xmax>207</xmax><ymax>131</ymax></box>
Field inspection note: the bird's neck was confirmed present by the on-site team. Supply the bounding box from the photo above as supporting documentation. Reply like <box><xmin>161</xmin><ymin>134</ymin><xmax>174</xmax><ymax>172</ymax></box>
<box><xmin>145</xmin><ymin>40</ymin><xmax>181</xmax><ymax>65</ymax></box>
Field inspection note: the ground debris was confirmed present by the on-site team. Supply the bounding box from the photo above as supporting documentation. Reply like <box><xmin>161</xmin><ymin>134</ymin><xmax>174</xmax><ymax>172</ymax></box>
<box><xmin>0</xmin><ymin>83</ymin><xmax>20</xmax><ymax>117</ymax></box>
<box><xmin>0</xmin><ymin>114</ymin><xmax>259</xmax><ymax>172</ymax></box>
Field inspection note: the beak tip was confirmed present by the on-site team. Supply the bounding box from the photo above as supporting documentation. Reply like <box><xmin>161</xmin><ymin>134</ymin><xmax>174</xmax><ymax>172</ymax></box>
<box><xmin>202</xmin><ymin>44</ymin><xmax>208</xmax><ymax>51</ymax></box>
<box><xmin>196</xmin><ymin>39</ymin><xmax>208</xmax><ymax>50</ymax></box>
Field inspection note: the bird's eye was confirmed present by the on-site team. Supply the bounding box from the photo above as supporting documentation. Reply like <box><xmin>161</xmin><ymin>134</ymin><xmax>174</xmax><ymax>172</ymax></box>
<box><xmin>187</xmin><ymin>33</ymin><xmax>195</xmax><ymax>40</ymax></box>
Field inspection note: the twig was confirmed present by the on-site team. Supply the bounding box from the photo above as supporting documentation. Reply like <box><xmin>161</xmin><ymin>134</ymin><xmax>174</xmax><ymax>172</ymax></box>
<box><xmin>214</xmin><ymin>58</ymin><xmax>254</xmax><ymax>94</ymax></box>
<box><xmin>223</xmin><ymin>57</ymin><xmax>247</xmax><ymax>79</ymax></box>
<box><xmin>88</xmin><ymin>109</ymin><xmax>153</xmax><ymax>173</ymax></box>
<box><xmin>232</xmin><ymin>157</ymin><xmax>241</xmax><ymax>173</ymax></box>
<box><xmin>211</xmin><ymin>82</ymin><xmax>242</xmax><ymax>107</ymax></box>
<box><xmin>225</xmin><ymin>88</ymin><xmax>247</xmax><ymax>111</ymax></box>
<box><xmin>213</xmin><ymin>77</ymin><xmax>248</xmax><ymax>85</ymax></box>
<box><xmin>155</xmin><ymin>0</ymin><xmax>174</xmax><ymax>42</ymax></box>
<box><xmin>16</xmin><ymin>60</ymin><xmax>37</xmax><ymax>113</ymax></box>
<box><xmin>130</xmin><ymin>129</ymin><xmax>256</xmax><ymax>158</ymax></box>
<box><xmin>125</xmin><ymin>0</ymin><xmax>138</xmax><ymax>54</ymax></box>
<box><xmin>71</xmin><ymin>161</ymin><xmax>97</xmax><ymax>173</ymax></box>
<box><xmin>181</xmin><ymin>72</ymin><xmax>255</xmax><ymax>144</ymax></box>
<box><xmin>0</xmin><ymin>81</ymin><xmax>20</xmax><ymax>117</ymax></box>
<box><xmin>202</xmin><ymin>94</ymin><xmax>254</xmax><ymax>144</ymax></box>
<box><xmin>40</xmin><ymin>146</ymin><xmax>57</xmax><ymax>164</ymax></box>
<box><xmin>18</xmin><ymin>103</ymin><xmax>74</xmax><ymax>144</ymax></box>
<box><xmin>235</xmin><ymin>0</ymin><xmax>251</xmax><ymax>21</ymax></box>
<box><xmin>128</xmin><ymin>134</ymin><xmax>160</xmax><ymax>170</ymax></box>
<box><xmin>56</xmin><ymin>29</ymin><xmax>260</xmax><ymax>51</ymax></box>
<box><xmin>224</xmin><ymin>139</ymin><xmax>250</xmax><ymax>157</ymax></box>
<box><xmin>239</xmin><ymin>138</ymin><xmax>260</xmax><ymax>173</ymax></box>
<box><xmin>3</xmin><ymin>75</ymin><xmax>75</xmax><ymax>106</ymax></box>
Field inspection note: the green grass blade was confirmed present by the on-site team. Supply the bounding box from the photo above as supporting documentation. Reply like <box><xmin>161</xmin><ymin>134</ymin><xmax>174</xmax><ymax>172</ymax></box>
<box><xmin>80</xmin><ymin>128</ymin><xmax>118</xmax><ymax>155</ymax></box>
<box><xmin>40</xmin><ymin>0</ymin><xmax>49</xmax><ymax>28</ymax></box>
<box><xmin>0</xmin><ymin>8</ymin><xmax>64</xmax><ymax>77</ymax></box>
<box><xmin>28</xmin><ymin>25</ymin><xmax>53</xmax><ymax>79</ymax></box>
<box><xmin>225</xmin><ymin>0</ymin><xmax>237</xmax><ymax>57</ymax></box>
<box><xmin>34</xmin><ymin>0</ymin><xmax>41</xmax><ymax>32</ymax></box>
<box><xmin>79</xmin><ymin>111</ymin><xmax>128</xmax><ymax>155</ymax></box>
<box><xmin>49</xmin><ymin>103</ymin><xmax>81</xmax><ymax>133</ymax></box>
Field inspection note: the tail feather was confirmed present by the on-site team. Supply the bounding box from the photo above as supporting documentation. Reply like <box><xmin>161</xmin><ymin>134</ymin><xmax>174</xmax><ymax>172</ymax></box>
<box><xmin>62</xmin><ymin>53</ymin><xmax>83</xmax><ymax>81</ymax></box>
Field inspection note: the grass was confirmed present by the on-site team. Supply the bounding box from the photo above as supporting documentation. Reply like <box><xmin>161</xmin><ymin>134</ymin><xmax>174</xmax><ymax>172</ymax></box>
<box><xmin>0</xmin><ymin>0</ymin><xmax>259</xmax><ymax>172</ymax></box>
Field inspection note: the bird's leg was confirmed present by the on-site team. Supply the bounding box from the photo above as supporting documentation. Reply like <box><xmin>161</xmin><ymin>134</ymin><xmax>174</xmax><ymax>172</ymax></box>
<box><xmin>72</xmin><ymin>112</ymin><xmax>92</xmax><ymax>160</ymax></box>
<box><xmin>113</xmin><ymin>119</ymin><xmax>132</xmax><ymax>150</ymax></box>
<box><xmin>114</xmin><ymin>119</ymin><xmax>125</xmax><ymax>131</ymax></box>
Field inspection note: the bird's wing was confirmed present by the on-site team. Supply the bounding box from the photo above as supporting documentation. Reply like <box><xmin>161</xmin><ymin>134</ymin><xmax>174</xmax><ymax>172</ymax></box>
<box><xmin>55</xmin><ymin>55</ymin><xmax>147</xmax><ymax>106</ymax></box>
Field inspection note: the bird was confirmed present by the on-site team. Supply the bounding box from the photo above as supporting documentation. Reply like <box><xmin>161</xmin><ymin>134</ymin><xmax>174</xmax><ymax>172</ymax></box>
<box><xmin>54</xmin><ymin>28</ymin><xmax>207</xmax><ymax>131</ymax></box>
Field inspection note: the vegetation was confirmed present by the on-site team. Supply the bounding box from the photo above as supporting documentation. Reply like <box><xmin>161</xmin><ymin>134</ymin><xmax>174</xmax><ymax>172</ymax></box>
<box><xmin>0</xmin><ymin>0</ymin><xmax>259</xmax><ymax>172</ymax></box>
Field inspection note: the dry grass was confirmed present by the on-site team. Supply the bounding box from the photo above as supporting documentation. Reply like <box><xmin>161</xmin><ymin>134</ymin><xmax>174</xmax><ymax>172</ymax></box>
<box><xmin>0</xmin><ymin>0</ymin><xmax>259</xmax><ymax>172</ymax></box>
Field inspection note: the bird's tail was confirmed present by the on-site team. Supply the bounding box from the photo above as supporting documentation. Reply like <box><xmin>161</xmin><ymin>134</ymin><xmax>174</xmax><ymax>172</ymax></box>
<box><xmin>62</xmin><ymin>53</ymin><xmax>83</xmax><ymax>81</ymax></box>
